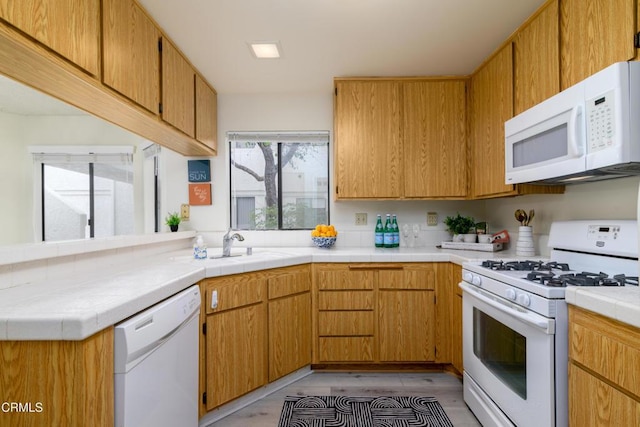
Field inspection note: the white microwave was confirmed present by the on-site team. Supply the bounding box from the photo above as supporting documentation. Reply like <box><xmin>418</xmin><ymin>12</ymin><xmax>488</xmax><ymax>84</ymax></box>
<box><xmin>505</xmin><ymin>61</ymin><xmax>640</xmax><ymax>185</ymax></box>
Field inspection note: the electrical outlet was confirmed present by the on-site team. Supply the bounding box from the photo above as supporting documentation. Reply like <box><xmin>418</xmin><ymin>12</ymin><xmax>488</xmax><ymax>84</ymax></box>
<box><xmin>355</xmin><ymin>212</ymin><xmax>368</xmax><ymax>226</ymax></box>
<box><xmin>427</xmin><ymin>212</ymin><xmax>438</xmax><ymax>226</ymax></box>
<box><xmin>181</xmin><ymin>204</ymin><xmax>190</xmax><ymax>221</ymax></box>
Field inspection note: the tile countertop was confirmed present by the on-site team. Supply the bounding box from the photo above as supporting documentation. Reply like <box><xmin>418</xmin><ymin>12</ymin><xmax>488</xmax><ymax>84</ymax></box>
<box><xmin>0</xmin><ymin>245</ymin><xmax>503</xmax><ymax>341</ymax></box>
<box><xmin>565</xmin><ymin>286</ymin><xmax>640</xmax><ymax>329</ymax></box>
<box><xmin>3</xmin><ymin>244</ymin><xmax>637</xmax><ymax>340</ymax></box>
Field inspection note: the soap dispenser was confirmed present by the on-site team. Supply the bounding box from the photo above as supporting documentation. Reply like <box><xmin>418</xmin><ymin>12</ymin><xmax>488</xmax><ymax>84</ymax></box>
<box><xmin>194</xmin><ymin>235</ymin><xmax>207</xmax><ymax>259</ymax></box>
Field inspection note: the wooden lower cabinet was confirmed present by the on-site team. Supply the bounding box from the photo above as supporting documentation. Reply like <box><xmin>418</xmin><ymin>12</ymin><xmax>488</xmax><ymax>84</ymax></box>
<box><xmin>267</xmin><ymin>266</ymin><xmax>312</xmax><ymax>382</ymax></box>
<box><xmin>205</xmin><ymin>302</ymin><xmax>267</xmax><ymax>409</ymax></box>
<box><xmin>201</xmin><ymin>265</ymin><xmax>311</xmax><ymax>411</ymax></box>
<box><xmin>0</xmin><ymin>328</ymin><xmax>114</xmax><ymax>427</ymax></box>
<box><xmin>569</xmin><ymin>363</ymin><xmax>640</xmax><ymax>426</ymax></box>
<box><xmin>378</xmin><ymin>289</ymin><xmax>434</xmax><ymax>362</ymax></box>
<box><xmin>314</xmin><ymin>263</ymin><xmax>455</xmax><ymax>365</ymax></box>
<box><xmin>568</xmin><ymin>306</ymin><xmax>640</xmax><ymax>426</ymax></box>
<box><xmin>318</xmin><ymin>337</ymin><xmax>374</xmax><ymax>362</ymax></box>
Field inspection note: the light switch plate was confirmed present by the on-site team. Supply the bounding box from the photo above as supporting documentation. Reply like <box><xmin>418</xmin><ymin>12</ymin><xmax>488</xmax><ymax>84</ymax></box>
<box><xmin>181</xmin><ymin>204</ymin><xmax>190</xmax><ymax>221</ymax></box>
<box><xmin>355</xmin><ymin>213</ymin><xmax>367</xmax><ymax>226</ymax></box>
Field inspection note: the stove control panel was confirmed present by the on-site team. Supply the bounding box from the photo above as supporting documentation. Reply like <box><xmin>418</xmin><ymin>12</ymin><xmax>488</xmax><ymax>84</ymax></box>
<box><xmin>463</xmin><ymin>271</ymin><xmax>482</xmax><ymax>287</ymax></box>
<box><xmin>587</xmin><ymin>224</ymin><xmax>620</xmax><ymax>241</ymax></box>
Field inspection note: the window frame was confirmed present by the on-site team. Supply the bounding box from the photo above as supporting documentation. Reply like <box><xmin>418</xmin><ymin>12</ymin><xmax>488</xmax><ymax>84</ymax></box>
<box><xmin>228</xmin><ymin>132</ymin><xmax>330</xmax><ymax>231</ymax></box>
<box><xmin>30</xmin><ymin>145</ymin><xmax>134</xmax><ymax>242</ymax></box>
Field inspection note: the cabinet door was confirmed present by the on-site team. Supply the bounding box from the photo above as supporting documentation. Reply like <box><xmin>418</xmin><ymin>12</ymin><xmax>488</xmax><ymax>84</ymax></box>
<box><xmin>378</xmin><ymin>290</ymin><xmax>435</xmax><ymax>362</ymax></box>
<box><xmin>206</xmin><ymin>304</ymin><xmax>267</xmax><ymax>409</ymax></box>
<box><xmin>569</xmin><ymin>363</ymin><xmax>640</xmax><ymax>426</ymax></box>
<box><xmin>103</xmin><ymin>0</ymin><xmax>160</xmax><ymax>114</ymax></box>
<box><xmin>334</xmin><ymin>80</ymin><xmax>402</xmax><ymax>198</ymax></box>
<box><xmin>0</xmin><ymin>0</ymin><xmax>100</xmax><ymax>75</ymax></box>
<box><xmin>162</xmin><ymin>37</ymin><xmax>195</xmax><ymax>137</ymax></box>
<box><xmin>378</xmin><ymin>266</ymin><xmax>435</xmax><ymax>362</ymax></box>
<box><xmin>560</xmin><ymin>0</ymin><xmax>636</xmax><ymax>89</ymax></box>
<box><xmin>403</xmin><ymin>80</ymin><xmax>467</xmax><ymax>198</ymax></box>
<box><xmin>269</xmin><ymin>293</ymin><xmax>311</xmax><ymax>381</ymax></box>
<box><xmin>267</xmin><ymin>266</ymin><xmax>311</xmax><ymax>382</ymax></box>
<box><xmin>514</xmin><ymin>0</ymin><xmax>560</xmax><ymax>114</ymax></box>
<box><xmin>195</xmin><ymin>74</ymin><xmax>217</xmax><ymax>152</ymax></box>
<box><xmin>469</xmin><ymin>44</ymin><xmax>515</xmax><ymax>198</ymax></box>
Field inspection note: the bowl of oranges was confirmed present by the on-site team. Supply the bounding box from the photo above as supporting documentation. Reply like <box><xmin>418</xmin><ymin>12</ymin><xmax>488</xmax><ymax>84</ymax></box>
<box><xmin>311</xmin><ymin>224</ymin><xmax>337</xmax><ymax>248</ymax></box>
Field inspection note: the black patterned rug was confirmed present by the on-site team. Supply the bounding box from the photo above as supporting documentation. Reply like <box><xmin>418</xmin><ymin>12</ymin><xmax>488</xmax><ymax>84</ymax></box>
<box><xmin>277</xmin><ymin>395</ymin><xmax>454</xmax><ymax>427</ymax></box>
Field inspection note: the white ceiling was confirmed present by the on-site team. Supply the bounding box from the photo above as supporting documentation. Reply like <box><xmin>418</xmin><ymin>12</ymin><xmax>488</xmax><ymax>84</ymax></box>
<box><xmin>138</xmin><ymin>0</ymin><xmax>547</xmax><ymax>95</ymax></box>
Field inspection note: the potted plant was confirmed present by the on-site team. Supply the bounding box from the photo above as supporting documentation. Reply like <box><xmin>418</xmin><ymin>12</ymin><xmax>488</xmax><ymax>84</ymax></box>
<box><xmin>165</xmin><ymin>212</ymin><xmax>181</xmax><ymax>232</ymax></box>
<box><xmin>444</xmin><ymin>213</ymin><xmax>476</xmax><ymax>242</ymax></box>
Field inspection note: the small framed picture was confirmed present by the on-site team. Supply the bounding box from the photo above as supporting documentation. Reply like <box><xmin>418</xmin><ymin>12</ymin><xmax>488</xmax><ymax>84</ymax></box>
<box><xmin>189</xmin><ymin>183</ymin><xmax>212</xmax><ymax>205</ymax></box>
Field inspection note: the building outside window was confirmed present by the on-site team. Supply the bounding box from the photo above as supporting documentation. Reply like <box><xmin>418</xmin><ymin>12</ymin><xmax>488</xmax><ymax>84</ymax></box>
<box><xmin>229</xmin><ymin>132</ymin><xmax>329</xmax><ymax>230</ymax></box>
<box><xmin>31</xmin><ymin>146</ymin><xmax>134</xmax><ymax>241</ymax></box>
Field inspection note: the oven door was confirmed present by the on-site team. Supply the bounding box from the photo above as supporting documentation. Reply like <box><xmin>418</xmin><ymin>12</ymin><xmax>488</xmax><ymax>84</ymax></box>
<box><xmin>460</xmin><ymin>282</ymin><xmax>556</xmax><ymax>427</ymax></box>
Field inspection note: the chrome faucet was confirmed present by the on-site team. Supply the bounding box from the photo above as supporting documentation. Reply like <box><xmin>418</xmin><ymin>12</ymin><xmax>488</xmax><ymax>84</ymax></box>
<box><xmin>222</xmin><ymin>229</ymin><xmax>245</xmax><ymax>257</ymax></box>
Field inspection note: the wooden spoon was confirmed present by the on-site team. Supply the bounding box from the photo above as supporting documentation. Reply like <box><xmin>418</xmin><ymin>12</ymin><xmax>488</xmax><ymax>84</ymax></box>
<box><xmin>526</xmin><ymin>209</ymin><xmax>535</xmax><ymax>226</ymax></box>
<box><xmin>515</xmin><ymin>209</ymin><xmax>527</xmax><ymax>225</ymax></box>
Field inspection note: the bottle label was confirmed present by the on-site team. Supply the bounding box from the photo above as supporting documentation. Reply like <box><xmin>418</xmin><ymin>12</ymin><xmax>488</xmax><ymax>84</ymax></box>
<box><xmin>384</xmin><ymin>233</ymin><xmax>393</xmax><ymax>246</ymax></box>
<box><xmin>375</xmin><ymin>232</ymin><xmax>384</xmax><ymax>245</ymax></box>
<box><xmin>194</xmin><ymin>246</ymin><xmax>208</xmax><ymax>259</ymax></box>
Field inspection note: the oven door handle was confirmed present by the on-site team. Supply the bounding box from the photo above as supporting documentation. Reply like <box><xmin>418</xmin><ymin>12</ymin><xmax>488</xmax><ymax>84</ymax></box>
<box><xmin>459</xmin><ymin>282</ymin><xmax>555</xmax><ymax>334</ymax></box>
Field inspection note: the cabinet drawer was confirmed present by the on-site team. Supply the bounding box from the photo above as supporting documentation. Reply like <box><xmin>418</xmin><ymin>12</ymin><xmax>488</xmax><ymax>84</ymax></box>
<box><xmin>569</xmin><ymin>307</ymin><xmax>640</xmax><ymax>398</ymax></box>
<box><xmin>318</xmin><ymin>337</ymin><xmax>374</xmax><ymax>362</ymax></box>
<box><xmin>268</xmin><ymin>267</ymin><xmax>310</xmax><ymax>300</ymax></box>
<box><xmin>204</xmin><ymin>278</ymin><xmax>265</xmax><ymax>314</ymax></box>
<box><xmin>317</xmin><ymin>268</ymin><xmax>374</xmax><ymax>290</ymax></box>
<box><xmin>318</xmin><ymin>291</ymin><xmax>373</xmax><ymax>310</ymax></box>
<box><xmin>318</xmin><ymin>311</ymin><xmax>373</xmax><ymax>336</ymax></box>
<box><xmin>378</xmin><ymin>267</ymin><xmax>434</xmax><ymax>290</ymax></box>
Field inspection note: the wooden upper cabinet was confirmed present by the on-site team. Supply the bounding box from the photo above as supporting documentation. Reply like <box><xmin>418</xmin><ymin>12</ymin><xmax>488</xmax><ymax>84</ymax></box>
<box><xmin>469</xmin><ymin>44</ymin><xmax>514</xmax><ymax>198</ymax></box>
<box><xmin>513</xmin><ymin>0</ymin><xmax>560</xmax><ymax>115</ymax></box>
<box><xmin>334</xmin><ymin>80</ymin><xmax>402</xmax><ymax>199</ymax></box>
<box><xmin>162</xmin><ymin>37</ymin><xmax>195</xmax><ymax>137</ymax></box>
<box><xmin>102</xmin><ymin>0</ymin><xmax>160</xmax><ymax>114</ymax></box>
<box><xmin>195</xmin><ymin>74</ymin><xmax>217</xmax><ymax>152</ymax></box>
<box><xmin>0</xmin><ymin>0</ymin><xmax>100</xmax><ymax>76</ymax></box>
<box><xmin>560</xmin><ymin>0</ymin><xmax>636</xmax><ymax>89</ymax></box>
<box><xmin>403</xmin><ymin>80</ymin><xmax>467</xmax><ymax>198</ymax></box>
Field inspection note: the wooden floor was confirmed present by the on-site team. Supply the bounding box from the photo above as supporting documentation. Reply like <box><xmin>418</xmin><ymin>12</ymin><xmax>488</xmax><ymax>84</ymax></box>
<box><xmin>207</xmin><ymin>371</ymin><xmax>481</xmax><ymax>426</ymax></box>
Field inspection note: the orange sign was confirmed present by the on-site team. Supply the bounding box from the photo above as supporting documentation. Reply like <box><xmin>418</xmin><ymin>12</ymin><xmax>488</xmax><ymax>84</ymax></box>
<box><xmin>189</xmin><ymin>183</ymin><xmax>211</xmax><ymax>205</ymax></box>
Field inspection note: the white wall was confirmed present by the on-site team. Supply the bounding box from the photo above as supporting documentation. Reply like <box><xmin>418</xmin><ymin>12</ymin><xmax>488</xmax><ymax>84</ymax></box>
<box><xmin>484</xmin><ymin>176</ymin><xmax>640</xmax><ymax>254</ymax></box>
<box><xmin>0</xmin><ymin>111</ymin><xmax>148</xmax><ymax>244</ymax></box>
<box><xmin>171</xmin><ymin>92</ymin><xmax>484</xmax><ymax>247</ymax></box>
<box><xmin>164</xmin><ymin>93</ymin><xmax>640</xmax><ymax>250</ymax></box>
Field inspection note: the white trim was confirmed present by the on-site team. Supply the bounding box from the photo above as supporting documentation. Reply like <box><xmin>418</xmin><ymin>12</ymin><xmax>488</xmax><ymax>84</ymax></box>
<box><xmin>28</xmin><ymin>145</ymin><xmax>135</xmax><ymax>154</ymax></box>
<box><xmin>228</xmin><ymin>131</ymin><xmax>329</xmax><ymax>143</ymax></box>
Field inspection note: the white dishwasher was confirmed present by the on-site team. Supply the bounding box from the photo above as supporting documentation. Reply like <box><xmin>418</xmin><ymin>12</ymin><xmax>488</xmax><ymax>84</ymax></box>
<box><xmin>114</xmin><ymin>285</ymin><xmax>201</xmax><ymax>427</ymax></box>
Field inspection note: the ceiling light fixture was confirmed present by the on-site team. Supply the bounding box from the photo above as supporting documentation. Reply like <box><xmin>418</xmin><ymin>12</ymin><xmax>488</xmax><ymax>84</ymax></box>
<box><xmin>248</xmin><ymin>41</ymin><xmax>282</xmax><ymax>59</ymax></box>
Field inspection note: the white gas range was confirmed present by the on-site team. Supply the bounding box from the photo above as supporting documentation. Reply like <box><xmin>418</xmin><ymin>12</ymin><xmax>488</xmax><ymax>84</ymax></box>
<box><xmin>460</xmin><ymin>220</ymin><xmax>639</xmax><ymax>427</ymax></box>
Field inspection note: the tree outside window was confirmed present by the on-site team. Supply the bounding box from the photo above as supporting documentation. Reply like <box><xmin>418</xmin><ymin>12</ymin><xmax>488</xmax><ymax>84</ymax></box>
<box><xmin>229</xmin><ymin>132</ymin><xmax>329</xmax><ymax>230</ymax></box>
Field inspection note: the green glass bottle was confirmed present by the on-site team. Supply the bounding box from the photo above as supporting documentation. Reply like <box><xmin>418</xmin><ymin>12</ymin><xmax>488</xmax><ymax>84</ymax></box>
<box><xmin>383</xmin><ymin>214</ymin><xmax>393</xmax><ymax>248</ymax></box>
<box><xmin>392</xmin><ymin>214</ymin><xmax>399</xmax><ymax>247</ymax></box>
<box><xmin>374</xmin><ymin>214</ymin><xmax>384</xmax><ymax>247</ymax></box>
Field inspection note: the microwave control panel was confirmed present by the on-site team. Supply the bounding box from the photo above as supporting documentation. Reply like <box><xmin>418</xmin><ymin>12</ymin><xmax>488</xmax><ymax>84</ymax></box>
<box><xmin>586</xmin><ymin>89</ymin><xmax>615</xmax><ymax>153</ymax></box>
